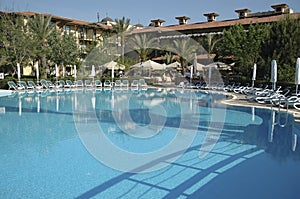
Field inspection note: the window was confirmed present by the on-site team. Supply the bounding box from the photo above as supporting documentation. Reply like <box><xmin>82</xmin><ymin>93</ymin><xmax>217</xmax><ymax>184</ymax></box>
<box><xmin>276</xmin><ymin>7</ymin><xmax>282</xmax><ymax>13</ymax></box>
<box><xmin>79</xmin><ymin>28</ymin><xmax>87</xmax><ymax>39</ymax></box>
<box><xmin>65</xmin><ymin>25</ymin><xmax>70</xmax><ymax>35</ymax></box>
<box><xmin>93</xmin><ymin>29</ymin><xmax>97</xmax><ymax>40</ymax></box>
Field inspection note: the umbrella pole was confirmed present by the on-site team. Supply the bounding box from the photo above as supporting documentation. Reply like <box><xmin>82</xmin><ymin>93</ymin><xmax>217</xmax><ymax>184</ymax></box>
<box><xmin>252</xmin><ymin>80</ymin><xmax>255</xmax><ymax>88</ymax></box>
<box><xmin>296</xmin><ymin>85</ymin><xmax>298</xmax><ymax>95</ymax></box>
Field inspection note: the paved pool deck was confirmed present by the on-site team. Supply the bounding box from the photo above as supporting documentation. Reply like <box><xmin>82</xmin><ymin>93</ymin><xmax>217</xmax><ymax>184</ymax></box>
<box><xmin>0</xmin><ymin>89</ymin><xmax>12</xmax><ymax>97</ymax></box>
<box><xmin>219</xmin><ymin>91</ymin><xmax>300</xmax><ymax>123</ymax></box>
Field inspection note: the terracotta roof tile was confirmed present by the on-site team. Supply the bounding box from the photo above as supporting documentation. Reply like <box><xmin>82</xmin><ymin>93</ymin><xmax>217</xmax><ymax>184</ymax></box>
<box><xmin>132</xmin><ymin>13</ymin><xmax>300</xmax><ymax>34</ymax></box>
<box><xmin>5</xmin><ymin>11</ymin><xmax>112</xmax><ymax>29</ymax></box>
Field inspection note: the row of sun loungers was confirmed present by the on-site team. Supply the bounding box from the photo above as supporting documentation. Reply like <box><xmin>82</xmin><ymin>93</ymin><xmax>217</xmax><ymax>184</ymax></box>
<box><xmin>7</xmin><ymin>78</ymin><xmax>300</xmax><ymax>111</ymax></box>
<box><xmin>199</xmin><ymin>81</ymin><xmax>300</xmax><ymax>111</ymax></box>
<box><xmin>242</xmin><ymin>85</ymin><xmax>300</xmax><ymax>110</ymax></box>
<box><xmin>176</xmin><ymin>80</ymin><xmax>300</xmax><ymax>111</ymax></box>
<box><xmin>7</xmin><ymin>78</ymin><xmax>148</xmax><ymax>91</ymax></box>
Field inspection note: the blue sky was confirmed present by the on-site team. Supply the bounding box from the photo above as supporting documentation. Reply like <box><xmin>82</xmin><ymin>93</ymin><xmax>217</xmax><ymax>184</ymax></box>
<box><xmin>1</xmin><ymin>0</ymin><xmax>300</xmax><ymax>26</ymax></box>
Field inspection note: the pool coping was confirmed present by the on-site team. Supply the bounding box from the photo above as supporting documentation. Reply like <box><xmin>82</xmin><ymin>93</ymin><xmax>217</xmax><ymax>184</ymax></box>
<box><xmin>218</xmin><ymin>91</ymin><xmax>300</xmax><ymax>123</ymax></box>
<box><xmin>0</xmin><ymin>89</ymin><xmax>12</xmax><ymax>97</ymax></box>
<box><xmin>164</xmin><ymin>86</ymin><xmax>300</xmax><ymax>123</ymax></box>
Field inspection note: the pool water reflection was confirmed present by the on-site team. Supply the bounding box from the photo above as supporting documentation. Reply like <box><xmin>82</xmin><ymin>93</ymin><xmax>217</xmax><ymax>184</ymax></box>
<box><xmin>0</xmin><ymin>88</ymin><xmax>299</xmax><ymax>199</ymax></box>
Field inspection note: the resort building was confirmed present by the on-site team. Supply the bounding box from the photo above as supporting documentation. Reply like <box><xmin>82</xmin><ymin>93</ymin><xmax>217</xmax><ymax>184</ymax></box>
<box><xmin>132</xmin><ymin>3</ymin><xmax>297</xmax><ymax>36</ymax></box>
<box><xmin>130</xmin><ymin>3</ymin><xmax>299</xmax><ymax>62</ymax></box>
<box><xmin>0</xmin><ymin>11</ymin><xmax>113</xmax><ymax>76</ymax></box>
<box><xmin>0</xmin><ymin>3</ymin><xmax>299</xmax><ymax>77</ymax></box>
<box><xmin>4</xmin><ymin>11</ymin><xmax>112</xmax><ymax>51</ymax></box>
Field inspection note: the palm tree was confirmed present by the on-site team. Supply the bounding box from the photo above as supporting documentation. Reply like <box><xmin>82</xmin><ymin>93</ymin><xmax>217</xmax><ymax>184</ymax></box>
<box><xmin>111</xmin><ymin>17</ymin><xmax>133</xmax><ymax>63</ymax></box>
<box><xmin>28</xmin><ymin>14</ymin><xmax>56</xmax><ymax>78</ymax></box>
<box><xmin>129</xmin><ymin>34</ymin><xmax>158</xmax><ymax>62</ymax></box>
<box><xmin>163</xmin><ymin>52</ymin><xmax>174</xmax><ymax>65</ymax></box>
<box><xmin>167</xmin><ymin>38</ymin><xmax>197</xmax><ymax>74</ymax></box>
<box><xmin>206</xmin><ymin>33</ymin><xmax>222</xmax><ymax>59</ymax></box>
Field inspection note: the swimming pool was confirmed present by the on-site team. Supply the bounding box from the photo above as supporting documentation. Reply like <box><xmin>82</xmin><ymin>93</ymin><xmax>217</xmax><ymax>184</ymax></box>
<box><xmin>0</xmin><ymin>88</ymin><xmax>299</xmax><ymax>198</ymax></box>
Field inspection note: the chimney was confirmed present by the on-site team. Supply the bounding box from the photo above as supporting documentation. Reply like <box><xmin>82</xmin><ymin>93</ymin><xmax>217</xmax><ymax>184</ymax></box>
<box><xmin>271</xmin><ymin>4</ymin><xmax>289</xmax><ymax>14</ymax></box>
<box><xmin>235</xmin><ymin>9</ymin><xmax>251</xmax><ymax>19</ymax></box>
<box><xmin>175</xmin><ymin>16</ymin><xmax>190</xmax><ymax>25</ymax></box>
<box><xmin>203</xmin><ymin>13</ymin><xmax>219</xmax><ymax>22</ymax></box>
<box><xmin>150</xmin><ymin>19</ymin><xmax>165</xmax><ymax>27</ymax></box>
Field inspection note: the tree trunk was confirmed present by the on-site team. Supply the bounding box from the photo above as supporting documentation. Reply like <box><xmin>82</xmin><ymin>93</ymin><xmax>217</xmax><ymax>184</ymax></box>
<box><xmin>41</xmin><ymin>56</ymin><xmax>48</xmax><ymax>79</ymax></box>
<box><xmin>180</xmin><ymin>58</ymin><xmax>185</xmax><ymax>75</ymax></box>
<box><xmin>121</xmin><ymin>36</ymin><xmax>125</xmax><ymax>64</ymax></box>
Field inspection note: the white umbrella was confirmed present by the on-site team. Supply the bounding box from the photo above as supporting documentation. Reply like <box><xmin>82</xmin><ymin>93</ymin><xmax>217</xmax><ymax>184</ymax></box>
<box><xmin>270</xmin><ymin>60</ymin><xmax>277</xmax><ymax>90</ymax></box>
<box><xmin>91</xmin><ymin>65</ymin><xmax>95</xmax><ymax>77</ymax></box>
<box><xmin>63</xmin><ymin>66</ymin><xmax>66</xmax><ymax>77</ymax></box>
<box><xmin>252</xmin><ymin>63</ymin><xmax>257</xmax><ymax>87</ymax></box>
<box><xmin>130</xmin><ymin>60</ymin><xmax>164</xmax><ymax>70</ymax></box>
<box><xmin>74</xmin><ymin>65</ymin><xmax>77</xmax><ymax>81</ymax></box>
<box><xmin>204</xmin><ymin>62</ymin><xmax>217</xmax><ymax>70</ymax></box>
<box><xmin>194</xmin><ymin>63</ymin><xmax>205</xmax><ymax>71</ymax></box>
<box><xmin>91</xmin><ymin>65</ymin><xmax>95</xmax><ymax>83</ymax></box>
<box><xmin>208</xmin><ymin>66</ymin><xmax>212</xmax><ymax>86</ymax></box>
<box><xmin>295</xmin><ymin>57</ymin><xmax>300</xmax><ymax>94</ymax></box>
<box><xmin>213</xmin><ymin>61</ymin><xmax>232</xmax><ymax>70</ymax></box>
<box><xmin>55</xmin><ymin>64</ymin><xmax>59</xmax><ymax>81</ymax></box>
<box><xmin>166</xmin><ymin>61</ymin><xmax>180</xmax><ymax>69</ymax></box>
<box><xmin>36</xmin><ymin>63</ymin><xmax>39</xmax><ymax>82</ymax></box>
<box><xmin>17</xmin><ymin>63</ymin><xmax>21</xmax><ymax>82</ymax></box>
<box><xmin>112</xmin><ymin>63</ymin><xmax>115</xmax><ymax>82</ymax></box>
<box><xmin>190</xmin><ymin>65</ymin><xmax>193</xmax><ymax>84</ymax></box>
<box><xmin>193</xmin><ymin>52</ymin><xmax>197</xmax><ymax>75</ymax></box>
<box><xmin>103</xmin><ymin>61</ymin><xmax>125</xmax><ymax>70</ymax></box>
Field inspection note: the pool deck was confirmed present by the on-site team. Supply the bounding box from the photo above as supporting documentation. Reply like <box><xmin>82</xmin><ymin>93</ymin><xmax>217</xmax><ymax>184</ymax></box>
<box><xmin>0</xmin><ymin>89</ymin><xmax>12</xmax><ymax>97</ymax></box>
<box><xmin>152</xmin><ymin>84</ymin><xmax>299</xmax><ymax>113</ymax></box>
<box><xmin>154</xmin><ymin>83</ymin><xmax>300</xmax><ymax>123</ymax></box>
<box><xmin>216</xmin><ymin>90</ymin><xmax>300</xmax><ymax>125</ymax></box>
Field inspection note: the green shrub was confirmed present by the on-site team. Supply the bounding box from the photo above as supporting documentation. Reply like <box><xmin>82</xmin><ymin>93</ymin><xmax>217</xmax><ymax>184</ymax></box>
<box><xmin>0</xmin><ymin>77</ymin><xmax>17</xmax><ymax>89</ymax></box>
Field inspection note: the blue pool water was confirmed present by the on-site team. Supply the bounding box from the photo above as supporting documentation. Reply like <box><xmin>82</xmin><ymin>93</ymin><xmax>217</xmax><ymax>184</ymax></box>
<box><xmin>0</xmin><ymin>88</ymin><xmax>299</xmax><ymax>198</ymax></box>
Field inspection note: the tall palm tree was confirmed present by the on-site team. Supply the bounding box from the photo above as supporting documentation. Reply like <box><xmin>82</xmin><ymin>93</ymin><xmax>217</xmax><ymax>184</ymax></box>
<box><xmin>28</xmin><ymin>14</ymin><xmax>56</xmax><ymax>78</ymax></box>
<box><xmin>163</xmin><ymin>52</ymin><xmax>174</xmax><ymax>65</ymax></box>
<box><xmin>112</xmin><ymin>17</ymin><xmax>133</xmax><ymax>63</ymax></box>
<box><xmin>129</xmin><ymin>34</ymin><xmax>158</xmax><ymax>62</ymax></box>
<box><xmin>206</xmin><ymin>33</ymin><xmax>222</xmax><ymax>59</ymax></box>
<box><xmin>167</xmin><ymin>38</ymin><xmax>197</xmax><ymax>74</ymax></box>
